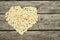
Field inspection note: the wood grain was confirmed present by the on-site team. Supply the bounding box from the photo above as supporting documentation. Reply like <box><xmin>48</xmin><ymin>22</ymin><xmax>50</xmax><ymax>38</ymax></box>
<box><xmin>0</xmin><ymin>14</ymin><xmax>60</xmax><ymax>30</ymax></box>
<box><xmin>0</xmin><ymin>31</ymin><xmax>60</xmax><ymax>40</ymax></box>
<box><xmin>0</xmin><ymin>1</ymin><xmax>60</xmax><ymax>13</ymax></box>
<box><xmin>0</xmin><ymin>1</ymin><xmax>60</xmax><ymax>40</ymax></box>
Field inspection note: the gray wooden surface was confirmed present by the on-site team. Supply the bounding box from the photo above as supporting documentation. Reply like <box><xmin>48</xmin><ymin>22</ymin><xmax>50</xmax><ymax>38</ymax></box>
<box><xmin>0</xmin><ymin>1</ymin><xmax>60</xmax><ymax>13</ymax></box>
<box><xmin>0</xmin><ymin>1</ymin><xmax>60</xmax><ymax>40</ymax></box>
<box><xmin>0</xmin><ymin>31</ymin><xmax>60</xmax><ymax>40</ymax></box>
<box><xmin>1</xmin><ymin>14</ymin><xmax>60</xmax><ymax>30</ymax></box>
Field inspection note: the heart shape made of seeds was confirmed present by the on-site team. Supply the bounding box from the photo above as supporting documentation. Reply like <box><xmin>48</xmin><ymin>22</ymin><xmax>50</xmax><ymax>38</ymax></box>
<box><xmin>5</xmin><ymin>6</ymin><xmax>38</xmax><ymax>35</ymax></box>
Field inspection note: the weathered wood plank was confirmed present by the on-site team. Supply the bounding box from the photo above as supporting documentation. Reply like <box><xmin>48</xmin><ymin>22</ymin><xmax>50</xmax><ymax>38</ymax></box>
<box><xmin>0</xmin><ymin>31</ymin><xmax>60</xmax><ymax>40</ymax></box>
<box><xmin>0</xmin><ymin>1</ymin><xmax>60</xmax><ymax>13</ymax></box>
<box><xmin>38</xmin><ymin>1</ymin><xmax>60</xmax><ymax>13</ymax></box>
<box><xmin>0</xmin><ymin>14</ymin><xmax>60</xmax><ymax>30</ymax></box>
<box><xmin>0</xmin><ymin>1</ymin><xmax>42</xmax><ymax>13</ymax></box>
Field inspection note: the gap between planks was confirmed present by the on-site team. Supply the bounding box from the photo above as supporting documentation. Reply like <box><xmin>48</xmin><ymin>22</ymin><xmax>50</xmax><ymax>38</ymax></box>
<box><xmin>1</xmin><ymin>29</ymin><xmax>60</xmax><ymax>31</ymax></box>
<box><xmin>1</xmin><ymin>13</ymin><xmax>60</xmax><ymax>15</ymax></box>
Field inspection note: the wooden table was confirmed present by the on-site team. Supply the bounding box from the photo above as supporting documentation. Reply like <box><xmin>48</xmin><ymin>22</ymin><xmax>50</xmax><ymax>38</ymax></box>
<box><xmin>0</xmin><ymin>1</ymin><xmax>60</xmax><ymax>40</ymax></box>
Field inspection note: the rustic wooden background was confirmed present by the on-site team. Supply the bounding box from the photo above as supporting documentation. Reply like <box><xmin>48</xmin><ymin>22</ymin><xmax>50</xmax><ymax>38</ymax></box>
<box><xmin>0</xmin><ymin>1</ymin><xmax>60</xmax><ymax>40</ymax></box>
